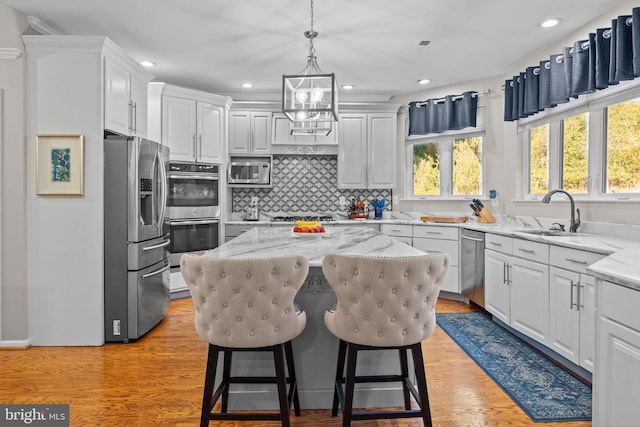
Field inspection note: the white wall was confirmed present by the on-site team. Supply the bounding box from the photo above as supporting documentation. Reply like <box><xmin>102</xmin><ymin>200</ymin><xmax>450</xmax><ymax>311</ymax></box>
<box><xmin>0</xmin><ymin>3</ymin><xmax>30</xmax><ymax>345</ymax></box>
<box><xmin>391</xmin><ymin>0</ymin><xmax>640</xmax><ymax>226</ymax></box>
<box><xmin>24</xmin><ymin>37</ymin><xmax>106</xmax><ymax>345</ymax></box>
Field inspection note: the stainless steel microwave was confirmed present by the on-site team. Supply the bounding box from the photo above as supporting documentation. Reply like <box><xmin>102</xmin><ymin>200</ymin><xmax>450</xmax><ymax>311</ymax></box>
<box><xmin>228</xmin><ymin>157</ymin><xmax>271</xmax><ymax>186</ymax></box>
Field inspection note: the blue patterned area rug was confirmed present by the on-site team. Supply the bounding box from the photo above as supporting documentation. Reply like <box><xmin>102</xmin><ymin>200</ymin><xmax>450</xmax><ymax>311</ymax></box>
<box><xmin>436</xmin><ymin>312</ymin><xmax>592</xmax><ymax>422</ymax></box>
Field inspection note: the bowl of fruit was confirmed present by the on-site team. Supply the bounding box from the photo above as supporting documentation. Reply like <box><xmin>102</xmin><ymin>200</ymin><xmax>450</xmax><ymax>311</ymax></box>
<box><xmin>292</xmin><ymin>220</ymin><xmax>326</xmax><ymax>238</ymax></box>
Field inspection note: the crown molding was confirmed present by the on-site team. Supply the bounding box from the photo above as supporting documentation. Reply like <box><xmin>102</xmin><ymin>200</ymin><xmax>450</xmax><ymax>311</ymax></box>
<box><xmin>0</xmin><ymin>48</ymin><xmax>22</xmax><ymax>59</ymax></box>
<box><xmin>27</xmin><ymin>16</ymin><xmax>61</xmax><ymax>35</ymax></box>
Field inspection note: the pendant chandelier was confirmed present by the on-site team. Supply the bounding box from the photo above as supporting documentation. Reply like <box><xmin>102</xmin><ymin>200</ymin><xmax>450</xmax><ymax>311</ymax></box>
<box><xmin>282</xmin><ymin>0</ymin><xmax>338</xmax><ymax>136</ymax></box>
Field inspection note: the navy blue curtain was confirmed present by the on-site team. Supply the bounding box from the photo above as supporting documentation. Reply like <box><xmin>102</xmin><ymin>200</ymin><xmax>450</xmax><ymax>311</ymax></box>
<box><xmin>504</xmin><ymin>7</ymin><xmax>640</xmax><ymax>122</ymax></box>
<box><xmin>409</xmin><ymin>91</ymin><xmax>478</xmax><ymax>135</ymax></box>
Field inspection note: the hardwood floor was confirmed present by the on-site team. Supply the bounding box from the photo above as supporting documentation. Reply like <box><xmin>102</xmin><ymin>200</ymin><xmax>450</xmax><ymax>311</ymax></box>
<box><xmin>0</xmin><ymin>297</ymin><xmax>591</xmax><ymax>427</ymax></box>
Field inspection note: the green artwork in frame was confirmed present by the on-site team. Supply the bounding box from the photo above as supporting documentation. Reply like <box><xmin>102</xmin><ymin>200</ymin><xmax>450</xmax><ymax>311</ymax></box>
<box><xmin>51</xmin><ymin>148</ymin><xmax>71</xmax><ymax>182</ymax></box>
<box><xmin>37</xmin><ymin>135</ymin><xmax>84</xmax><ymax>195</ymax></box>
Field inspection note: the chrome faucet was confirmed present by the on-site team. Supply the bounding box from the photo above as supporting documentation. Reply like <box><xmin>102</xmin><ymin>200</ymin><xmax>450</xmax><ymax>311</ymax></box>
<box><xmin>541</xmin><ymin>189</ymin><xmax>581</xmax><ymax>233</ymax></box>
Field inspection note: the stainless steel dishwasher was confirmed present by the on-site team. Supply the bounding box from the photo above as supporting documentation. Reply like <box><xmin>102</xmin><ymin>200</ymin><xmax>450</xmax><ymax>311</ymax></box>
<box><xmin>460</xmin><ymin>229</ymin><xmax>485</xmax><ymax>308</ymax></box>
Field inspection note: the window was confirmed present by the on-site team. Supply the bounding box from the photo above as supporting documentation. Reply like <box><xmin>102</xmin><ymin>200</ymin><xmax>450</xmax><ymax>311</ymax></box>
<box><xmin>562</xmin><ymin>113</ymin><xmax>588</xmax><ymax>194</ymax></box>
<box><xmin>410</xmin><ymin>133</ymin><xmax>484</xmax><ymax>198</ymax></box>
<box><xmin>606</xmin><ymin>98</ymin><xmax>640</xmax><ymax>193</ymax></box>
<box><xmin>522</xmin><ymin>83</ymin><xmax>640</xmax><ymax>199</ymax></box>
<box><xmin>529</xmin><ymin>124</ymin><xmax>549</xmax><ymax>195</ymax></box>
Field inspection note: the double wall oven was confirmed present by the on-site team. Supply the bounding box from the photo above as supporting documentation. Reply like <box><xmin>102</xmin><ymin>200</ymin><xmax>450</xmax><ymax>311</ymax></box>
<box><xmin>166</xmin><ymin>162</ymin><xmax>220</xmax><ymax>268</ymax></box>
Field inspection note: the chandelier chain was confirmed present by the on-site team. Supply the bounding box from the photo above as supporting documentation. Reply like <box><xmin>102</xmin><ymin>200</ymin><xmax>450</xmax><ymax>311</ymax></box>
<box><xmin>308</xmin><ymin>0</ymin><xmax>315</xmax><ymax>56</ymax></box>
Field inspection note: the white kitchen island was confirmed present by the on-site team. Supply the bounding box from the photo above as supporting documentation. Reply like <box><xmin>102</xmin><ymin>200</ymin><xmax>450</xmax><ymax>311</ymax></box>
<box><xmin>201</xmin><ymin>226</ymin><xmax>426</xmax><ymax>410</ymax></box>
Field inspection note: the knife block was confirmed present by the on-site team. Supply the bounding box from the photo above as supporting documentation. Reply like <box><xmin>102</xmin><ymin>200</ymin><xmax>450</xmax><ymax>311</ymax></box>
<box><xmin>477</xmin><ymin>207</ymin><xmax>496</xmax><ymax>223</ymax></box>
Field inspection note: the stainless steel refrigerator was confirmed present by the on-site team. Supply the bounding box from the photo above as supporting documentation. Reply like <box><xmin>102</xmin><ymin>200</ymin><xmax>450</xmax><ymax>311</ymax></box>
<box><xmin>104</xmin><ymin>135</ymin><xmax>170</xmax><ymax>342</ymax></box>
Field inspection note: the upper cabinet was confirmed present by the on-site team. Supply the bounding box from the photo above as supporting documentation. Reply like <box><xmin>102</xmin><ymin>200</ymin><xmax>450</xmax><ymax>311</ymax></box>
<box><xmin>338</xmin><ymin>107</ymin><xmax>399</xmax><ymax>189</ymax></box>
<box><xmin>104</xmin><ymin>53</ymin><xmax>153</xmax><ymax>137</ymax></box>
<box><xmin>149</xmin><ymin>84</ymin><xmax>232</xmax><ymax>163</ymax></box>
<box><xmin>229</xmin><ymin>111</ymin><xmax>272</xmax><ymax>154</ymax></box>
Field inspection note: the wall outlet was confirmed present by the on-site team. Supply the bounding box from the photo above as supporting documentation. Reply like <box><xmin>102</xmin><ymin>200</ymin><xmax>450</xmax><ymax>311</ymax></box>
<box><xmin>113</xmin><ymin>320</ymin><xmax>121</xmax><ymax>336</ymax></box>
<box><xmin>339</xmin><ymin>196</ymin><xmax>346</xmax><ymax>206</ymax></box>
<box><xmin>392</xmin><ymin>196</ymin><xmax>398</xmax><ymax>206</ymax></box>
<box><xmin>250</xmin><ymin>196</ymin><xmax>259</xmax><ymax>206</ymax></box>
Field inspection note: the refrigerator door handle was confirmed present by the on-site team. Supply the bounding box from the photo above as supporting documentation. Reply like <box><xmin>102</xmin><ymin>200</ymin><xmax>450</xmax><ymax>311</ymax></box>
<box><xmin>157</xmin><ymin>150</ymin><xmax>168</xmax><ymax>227</ymax></box>
<box><xmin>141</xmin><ymin>263</ymin><xmax>170</xmax><ymax>279</ymax></box>
<box><xmin>142</xmin><ymin>239</ymin><xmax>171</xmax><ymax>251</ymax></box>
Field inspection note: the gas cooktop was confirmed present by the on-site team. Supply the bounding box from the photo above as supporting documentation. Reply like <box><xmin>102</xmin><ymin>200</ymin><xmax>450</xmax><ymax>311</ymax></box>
<box><xmin>271</xmin><ymin>214</ymin><xmax>335</xmax><ymax>223</ymax></box>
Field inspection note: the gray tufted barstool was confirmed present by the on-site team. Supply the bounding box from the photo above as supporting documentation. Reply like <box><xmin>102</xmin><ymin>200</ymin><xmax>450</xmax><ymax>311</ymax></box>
<box><xmin>322</xmin><ymin>253</ymin><xmax>449</xmax><ymax>427</ymax></box>
<box><xmin>181</xmin><ymin>253</ymin><xmax>309</xmax><ymax>427</ymax></box>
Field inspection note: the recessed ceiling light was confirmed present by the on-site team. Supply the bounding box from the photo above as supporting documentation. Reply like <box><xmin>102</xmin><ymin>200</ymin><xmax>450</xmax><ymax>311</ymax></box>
<box><xmin>417</xmin><ymin>79</ymin><xmax>431</xmax><ymax>85</ymax></box>
<box><xmin>242</xmin><ymin>83</ymin><xmax>253</xmax><ymax>88</ymax></box>
<box><xmin>540</xmin><ymin>18</ymin><xmax>562</xmax><ymax>28</ymax></box>
<box><xmin>342</xmin><ymin>84</ymin><xmax>354</xmax><ymax>90</ymax></box>
<box><xmin>140</xmin><ymin>60</ymin><xmax>156</xmax><ymax>68</ymax></box>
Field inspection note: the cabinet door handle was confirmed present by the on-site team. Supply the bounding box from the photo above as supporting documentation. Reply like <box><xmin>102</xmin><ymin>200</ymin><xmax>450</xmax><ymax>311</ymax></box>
<box><xmin>132</xmin><ymin>101</ymin><xmax>137</xmax><ymax>134</ymax></box>
<box><xmin>570</xmin><ymin>280</ymin><xmax>577</xmax><ymax>310</ymax></box>
<box><xmin>198</xmin><ymin>134</ymin><xmax>203</xmax><ymax>159</ymax></box>
<box><xmin>518</xmin><ymin>248</ymin><xmax>535</xmax><ymax>254</ymax></box>
<box><xmin>578</xmin><ymin>283</ymin><xmax>584</xmax><ymax>310</ymax></box>
<box><xmin>503</xmin><ymin>262</ymin><xmax>510</xmax><ymax>284</ymax></box>
<box><xmin>566</xmin><ymin>258</ymin><xmax>588</xmax><ymax>265</ymax></box>
<box><xmin>192</xmin><ymin>134</ymin><xmax>197</xmax><ymax>159</ymax></box>
<box><xmin>128</xmin><ymin>100</ymin><xmax>134</xmax><ymax>132</ymax></box>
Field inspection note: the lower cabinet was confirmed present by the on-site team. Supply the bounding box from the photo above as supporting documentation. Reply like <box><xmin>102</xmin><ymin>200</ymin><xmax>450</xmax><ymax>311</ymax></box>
<box><xmin>484</xmin><ymin>234</ymin><xmax>550</xmax><ymax>345</ymax></box>
<box><xmin>412</xmin><ymin>226</ymin><xmax>459</xmax><ymax>293</ymax></box>
<box><xmin>549</xmin><ymin>268</ymin><xmax>596</xmax><ymax>371</ymax></box>
<box><xmin>548</xmin><ymin>246</ymin><xmax>605</xmax><ymax>372</ymax></box>
<box><xmin>594</xmin><ymin>280</ymin><xmax>640</xmax><ymax>427</ymax></box>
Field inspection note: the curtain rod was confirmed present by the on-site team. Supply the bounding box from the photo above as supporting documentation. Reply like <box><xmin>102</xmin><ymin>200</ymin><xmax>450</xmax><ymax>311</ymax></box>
<box><xmin>414</xmin><ymin>89</ymin><xmax>490</xmax><ymax>107</ymax></box>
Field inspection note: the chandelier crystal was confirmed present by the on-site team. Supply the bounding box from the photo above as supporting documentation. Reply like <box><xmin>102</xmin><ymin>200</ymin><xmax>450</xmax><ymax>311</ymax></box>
<box><xmin>282</xmin><ymin>0</ymin><xmax>338</xmax><ymax>136</ymax></box>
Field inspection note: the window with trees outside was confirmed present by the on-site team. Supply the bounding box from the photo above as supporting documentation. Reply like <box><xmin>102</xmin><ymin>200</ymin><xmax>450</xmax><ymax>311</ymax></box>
<box><xmin>523</xmin><ymin>86</ymin><xmax>640</xmax><ymax>200</ymax></box>
<box><xmin>410</xmin><ymin>133</ymin><xmax>484</xmax><ymax>198</ymax></box>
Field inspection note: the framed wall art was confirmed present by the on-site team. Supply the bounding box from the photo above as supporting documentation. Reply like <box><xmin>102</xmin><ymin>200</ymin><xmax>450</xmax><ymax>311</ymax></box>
<box><xmin>36</xmin><ymin>134</ymin><xmax>84</xmax><ymax>195</ymax></box>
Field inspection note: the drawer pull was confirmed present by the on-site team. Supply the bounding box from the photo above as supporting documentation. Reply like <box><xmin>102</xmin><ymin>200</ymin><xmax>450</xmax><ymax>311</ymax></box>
<box><xmin>518</xmin><ymin>248</ymin><xmax>535</xmax><ymax>254</ymax></box>
<box><xmin>489</xmin><ymin>241</ymin><xmax>503</xmax><ymax>246</ymax></box>
<box><xmin>566</xmin><ymin>258</ymin><xmax>588</xmax><ymax>265</ymax></box>
<box><xmin>426</xmin><ymin>231</ymin><xmax>442</xmax><ymax>235</ymax></box>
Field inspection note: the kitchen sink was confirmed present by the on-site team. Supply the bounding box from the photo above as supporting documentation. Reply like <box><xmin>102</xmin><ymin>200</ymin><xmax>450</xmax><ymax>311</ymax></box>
<box><xmin>515</xmin><ymin>229</ymin><xmax>571</xmax><ymax>236</ymax></box>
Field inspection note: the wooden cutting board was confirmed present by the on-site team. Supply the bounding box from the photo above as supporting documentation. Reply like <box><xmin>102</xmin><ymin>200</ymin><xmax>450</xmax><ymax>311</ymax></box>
<box><xmin>420</xmin><ymin>215</ymin><xmax>469</xmax><ymax>223</ymax></box>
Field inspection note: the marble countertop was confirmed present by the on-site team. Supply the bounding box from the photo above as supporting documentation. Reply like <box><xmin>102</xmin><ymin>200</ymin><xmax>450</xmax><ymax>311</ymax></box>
<box><xmin>225</xmin><ymin>211</ymin><xmax>640</xmax><ymax>290</ymax></box>
<box><xmin>206</xmin><ymin>226</ymin><xmax>424</xmax><ymax>267</ymax></box>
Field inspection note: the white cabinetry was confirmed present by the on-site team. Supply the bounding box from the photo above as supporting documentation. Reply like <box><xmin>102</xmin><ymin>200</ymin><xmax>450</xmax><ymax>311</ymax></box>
<box><xmin>594</xmin><ymin>280</ymin><xmax>640</xmax><ymax>427</ymax></box>
<box><xmin>229</xmin><ymin>111</ymin><xmax>272</xmax><ymax>154</ymax></box>
<box><xmin>158</xmin><ymin>85</ymin><xmax>231</xmax><ymax>163</ymax></box>
<box><xmin>104</xmin><ymin>54</ymin><xmax>152</xmax><ymax>137</ymax></box>
<box><xmin>484</xmin><ymin>234</ymin><xmax>550</xmax><ymax>344</ymax></box>
<box><xmin>412</xmin><ymin>226</ymin><xmax>459</xmax><ymax>293</ymax></box>
<box><xmin>272</xmin><ymin>113</ymin><xmax>337</xmax><ymax>146</ymax></box>
<box><xmin>338</xmin><ymin>109</ymin><xmax>398</xmax><ymax>189</ymax></box>
<box><xmin>549</xmin><ymin>246</ymin><xmax>605</xmax><ymax>372</ymax></box>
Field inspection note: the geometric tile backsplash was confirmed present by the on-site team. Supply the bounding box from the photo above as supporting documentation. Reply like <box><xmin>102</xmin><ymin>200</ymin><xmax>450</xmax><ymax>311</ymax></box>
<box><xmin>232</xmin><ymin>155</ymin><xmax>392</xmax><ymax>213</ymax></box>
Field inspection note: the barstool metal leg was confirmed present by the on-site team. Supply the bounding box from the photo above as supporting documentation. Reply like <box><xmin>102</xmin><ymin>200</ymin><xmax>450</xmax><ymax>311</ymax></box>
<box><xmin>399</xmin><ymin>347</ymin><xmax>412</xmax><ymax>410</ymax></box>
<box><xmin>220</xmin><ymin>350</ymin><xmax>232</xmax><ymax>413</ymax></box>
<box><xmin>284</xmin><ymin>340</ymin><xmax>301</xmax><ymax>416</ymax></box>
<box><xmin>342</xmin><ymin>343</ymin><xmax>358</xmax><ymax>427</ymax></box>
<box><xmin>273</xmin><ymin>344</ymin><xmax>291</xmax><ymax>427</ymax></box>
<box><xmin>201</xmin><ymin>344</ymin><xmax>219</xmax><ymax>427</ymax></box>
<box><xmin>332</xmin><ymin>339</ymin><xmax>348</xmax><ymax>416</ymax></box>
<box><xmin>411</xmin><ymin>343</ymin><xmax>433</xmax><ymax>427</ymax></box>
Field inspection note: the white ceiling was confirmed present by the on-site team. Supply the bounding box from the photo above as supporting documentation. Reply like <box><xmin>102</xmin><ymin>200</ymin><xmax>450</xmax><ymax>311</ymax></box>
<box><xmin>2</xmin><ymin>0</ymin><xmax>630</xmax><ymax>102</ymax></box>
